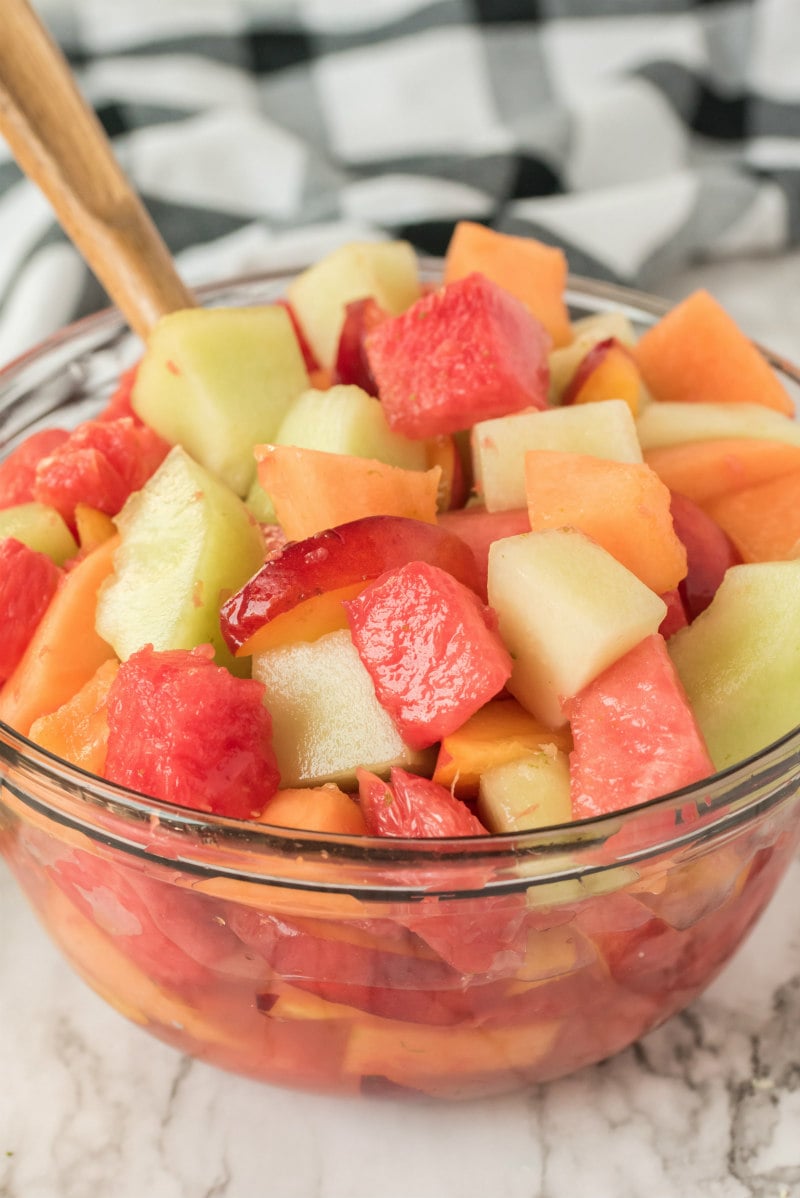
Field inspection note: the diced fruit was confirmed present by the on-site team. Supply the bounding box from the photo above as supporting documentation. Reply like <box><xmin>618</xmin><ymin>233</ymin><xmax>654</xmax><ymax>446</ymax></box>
<box><xmin>637</xmin><ymin>401</ymin><xmax>800</xmax><ymax>451</ymax></box>
<box><xmin>258</xmin><ymin>785</ymin><xmax>367</xmax><ymax>835</ymax></box>
<box><xmin>634</xmin><ymin>289</ymin><xmax>795</xmax><ymax>415</ymax></box>
<box><xmin>668</xmin><ymin>492</ymin><xmax>741</xmax><ymax>619</ymax></box>
<box><xmin>104</xmin><ymin>644</ymin><xmax>280</xmax><ymax>818</ymax></box>
<box><xmin>658</xmin><ymin>588</ymin><xmax>689</xmax><ymax>638</ymax></box>
<box><xmin>287</xmin><ymin>241</ymin><xmax>421</xmax><ymax>369</ymax></box>
<box><xmin>33</xmin><ymin>418</ymin><xmax>171</xmax><ymax>529</ymax></box>
<box><xmin>251</xmin><ymin>630</ymin><xmax>433</xmax><ymax>789</ymax></box>
<box><xmin>366</xmin><ymin>273</ymin><xmax>550</xmax><ymax>438</ymax></box>
<box><xmin>487</xmin><ymin>529</ymin><xmax>667</xmax><ymax>728</ymax></box>
<box><xmin>95</xmin><ymin>446</ymin><xmax>265</xmax><ymax>672</ymax></box>
<box><xmin>644</xmin><ymin>438</ymin><xmax>800</xmax><ymax>508</ymax></box>
<box><xmin>275</xmin><ymin>298</ymin><xmax>319</xmax><ymax>372</ymax></box>
<box><xmin>0</xmin><ymin>427</ymin><xmax>69</xmax><ymax>509</ymax></box>
<box><xmin>0</xmin><ymin>502</ymin><xmax>77</xmax><ymax>565</ymax></box>
<box><xmin>254</xmin><ymin>444</ymin><xmax>441</xmax><ymax>541</ymax></box>
<box><xmin>549</xmin><ymin>310</ymin><xmax>636</xmax><ymax>402</ymax></box>
<box><xmin>98</xmin><ymin>364</ymin><xmax>141</xmax><ymax>422</ymax></box>
<box><xmin>74</xmin><ymin>504</ymin><xmax>116</xmax><ymax>554</ymax></box>
<box><xmin>132</xmin><ymin>306</ymin><xmax>310</xmax><ymax>496</ymax></box>
<box><xmin>28</xmin><ymin>659</ymin><xmax>119</xmax><ymax>775</ymax></box>
<box><xmin>237</xmin><ymin>583</ymin><xmax>362</xmax><ymax>658</ymax></box>
<box><xmin>433</xmin><ymin>698</ymin><xmax>571</xmax><ymax>798</ymax></box>
<box><xmin>220</xmin><ymin>515</ymin><xmax>480</xmax><ymax>656</ymax></box>
<box><xmin>0</xmin><ymin>538</ymin><xmax>62</xmax><ymax>684</ymax></box>
<box><xmin>345</xmin><ymin>561</ymin><xmax>512</xmax><ymax>750</ymax></box>
<box><xmin>477</xmin><ymin>748</ymin><xmax>572</xmax><ymax>833</ymax></box>
<box><xmin>669</xmin><ymin>560</ymin><xmax>800</xmax><ymax>770</ymax></box>
<box><xmin>561</xmin><ymin>338</ymin><xmax>643</xmax><ymax>415</ymax></box>
<box><xmin>357</xmin><ymin>767</ymin><xmax>487</xmax><ymax>837</ymax></box>
<box><xmin>704</xmin><ymin>471</ymin><xmax>800</xmax><ymax>563</ymax></box>
<box><xmin>426</xmin><ymin>435</ymin><xmax>467</xmax><ymax>512</ymax></box>
<box><xmin>444</xmin><ymin>221</ymin><xmax>572</xmax><ymax>347</ymax></box>
<box><xmin>0</xmin><ymin>536</ymin><xmax>118</xmax><ymax>735</ymax></box>
<box><xmin>524</xmin><ymin>452</ymin><xmax>687</xmax><ymax>594</ymax></box>
<box><xmin>332</xmin><ymin>297</ymin><xmax>388</xmax><ymax>393</ymax></box>
<box><xmin>437</xmin><ymin>505</ymin><xmax>530</xmax><ymax>601</ymax></box>
<box><xmin>274</xmin><ymin>385</ymin><xmax>426</xmax><ymax>471</ymax></box>
<box><xmin>564</xmin><ymin>634</ymin><xmax>713</xmax><ymax>819</ymax></box>
<box><xmin>473</xmin><ymin>399</ymin><xmax>642</xmax><ymax>513</ymax></box>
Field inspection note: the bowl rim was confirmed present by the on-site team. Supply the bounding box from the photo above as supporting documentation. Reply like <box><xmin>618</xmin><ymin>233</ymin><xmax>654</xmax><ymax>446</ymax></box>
<box><xmin>1</xmin><ymin>264</ymin><xmax>800</xmax><ymax>893</ymax></box>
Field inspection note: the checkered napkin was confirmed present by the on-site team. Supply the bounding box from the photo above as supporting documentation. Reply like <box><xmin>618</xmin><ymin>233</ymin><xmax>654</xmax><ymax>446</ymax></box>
<box><xmin>1</xmin><ymin>0</ymin><xmax>798</xmax><ymax>362</ymax></box>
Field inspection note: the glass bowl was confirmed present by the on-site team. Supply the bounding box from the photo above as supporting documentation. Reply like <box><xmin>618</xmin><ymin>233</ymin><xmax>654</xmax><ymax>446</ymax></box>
<box><xmin>1</xmin><ymin>267</ymin><xmax>800</xmax><ymax>1101</ymax></box>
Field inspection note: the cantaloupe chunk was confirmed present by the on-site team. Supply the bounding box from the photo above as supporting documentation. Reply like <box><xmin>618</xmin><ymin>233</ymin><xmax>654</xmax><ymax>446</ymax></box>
<box><xmin>524</xmin><ymin>451</ymin><xmax>687</xmax><ymax>594</ymax></box>
<box><xmin>432</xmin><ymin>698</ymin><xmax>571</xmax><ymax>797</ymax></box>
<box><xmin>634</xmin><ymin>290</ymin><xmax>794</xmax><ymax>416</ymax></box>
<box><xmin>0</xmin><ymin>536</ymin><xmax>118</xmax><ymax>736</ymax></box>
<box><xmin>444</xmin><ymin>221</ymin><xmax>572</xmax><ymax>347</ymax></box>
<box><xmin>255</xmin><ymin>444</ymin><xmax>440</xmax><ymax>541</ymax></box>
<box><xmin>28</xmin><ymin>659</ymin><xmax>119</xmax><ymax>775</ymax></box>
<box><xmin>644</xmin><ymin>438</ymin><xmax>800</xmax><ymax>507</ymax></box>
<box><xmin>258</xmin><ymin>785</ymin><xmax>367</xmax><ymax>835</ymax></box>
<box><xmin>705</xmin><ymin>471</ymin><xmax>800</xmax><ymax>562</ymax></box>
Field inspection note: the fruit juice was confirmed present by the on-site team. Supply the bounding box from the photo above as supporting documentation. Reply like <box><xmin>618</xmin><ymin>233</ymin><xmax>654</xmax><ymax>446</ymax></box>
<box><xmin>1</xmin><ymin>230</ymin><xmax>800</xmax><ymax>1098</ymax></box>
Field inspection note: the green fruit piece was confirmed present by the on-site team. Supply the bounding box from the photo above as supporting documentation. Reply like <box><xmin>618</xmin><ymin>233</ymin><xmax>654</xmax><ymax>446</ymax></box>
<box><xmin>473</xmin><ymin>398</ymin><xmax>642</xmax><ymax>512</ymax></box>
<box><xmin>132</xmin><ymin>306</ymin><xmax>310</xmax><ymax>496</ymax></box>
<box><xmin>637</xmin><ymin>402</ymin><xmax>800</xmax><ymax>451</ymax></box>
<box><xmin>287</xmin><ymin>241</ymin><xmax>421</xmax><ymax>369</ymax></box>
<box><xmin>668</xmin><ymin>559</ymin><xmax>800</xmax><ymax>771</ymax></box>
<box><xmin>96</xmin><ymin>446</ymin><xmax>265</xmax><ymax>673</ymax></box>
<box><xmin>248</xmin><ymin>383</ymin><xmax>429</xmax><ymax>524</ymax></box>
<box><xmin>488</xmin><ymin>529</ymin><xmax>666</xmax><ymax>728</ymax></box>
<box><xmin>0</xmin><ymin>502</ymin><xmax>78</xmax><ymax>565</ymax></box>
<box><xmin>252</xmin><ymin>629</ymin><xmax>434</xmax><ymax>789</ymax></box>
<box><xmin>477</xmin><ymin>747</ymin><xmax>572</xmax><ymax>832</ymax></box>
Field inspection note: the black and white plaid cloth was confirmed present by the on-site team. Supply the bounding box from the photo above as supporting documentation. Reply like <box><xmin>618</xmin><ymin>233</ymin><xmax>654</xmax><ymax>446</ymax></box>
<box><xmin>1</xmin><ymin>0</ymin><xmax>798</xmax><ymax>362</ymax></box>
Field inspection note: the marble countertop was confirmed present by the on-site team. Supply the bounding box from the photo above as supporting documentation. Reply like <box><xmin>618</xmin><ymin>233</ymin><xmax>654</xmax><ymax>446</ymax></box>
<box><xmin>1</xmin><ymin>252</ymin><xmax>799</xmax><ymax>1198</ymax></box>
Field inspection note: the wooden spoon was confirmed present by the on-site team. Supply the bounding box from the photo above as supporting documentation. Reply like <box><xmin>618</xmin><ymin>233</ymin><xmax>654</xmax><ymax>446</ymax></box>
<box><xmin>0</xmin><ymin>0</ymin><xmax>195</xmax><ymax>340</ymax></box>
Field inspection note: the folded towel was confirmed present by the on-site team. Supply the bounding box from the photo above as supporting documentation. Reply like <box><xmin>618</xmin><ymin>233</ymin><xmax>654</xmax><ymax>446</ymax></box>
<box><xmin>1</xmin><ymin>0</ymin><xmax>798</xmax><ymax>361</ymax></box>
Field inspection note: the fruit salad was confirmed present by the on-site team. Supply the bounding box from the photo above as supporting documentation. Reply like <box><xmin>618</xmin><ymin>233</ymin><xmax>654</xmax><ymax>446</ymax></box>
<box><xmin>1</xmin><ymin>224</ymin><xmax>799</xmax><ymax>1099</ymax></box>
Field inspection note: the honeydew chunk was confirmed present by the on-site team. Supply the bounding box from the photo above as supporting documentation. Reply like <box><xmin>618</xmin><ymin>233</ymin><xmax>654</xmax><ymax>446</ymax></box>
<box><xmin>473</xmin><ymin>399</ymin><xmax>642</xmax><ymax>512</ymax></box>
<box><xmin>549</xmin><ymin>311</ymin><xmax>637</xmax><ymax>403</ymax></box>
<box><xmin>96</xmin><ymin>446</ymin><xmax>265</xmax><ymax>672</ymax></box>
<box><xmin>287</xmin><ymin>240</ymin><xmax>421</xmax><ymax>369</ymax></box>
<box><xmin>668</xmin><ymin>560</ymin><xmax>800</xmax><ymax>771</ymax></box>
<box><xmin>132</xmin><ymin>306</ymin><xmax>310</xmax><ymax>496</ymax></box>
<box><xmin>0</xmin><ymin>502</ymin><xmax>77</xmax><ymax>565</ymax></box>
<box><xmin>477</xmin><ymin>748</ymin><xmax>572</xmax><ymax>833</ymax></box>
<box><xmin>248</xmin><ymin>384</ymin><xmax>428</xmax><ymax>523</ymax></box>
<box><xmin>252</xmin><ymin>629</ymin><xmax>432</xmax><ymax>789</ymax></box>
<box><xmin>487</xmin><ymin>529</ymin><xmax>667</xmax><ymax>728</ymax></box>
<box><xmin>637</xmin><ymin>402</ymin><xmax>800</xmax><ymax>451</ymax></box>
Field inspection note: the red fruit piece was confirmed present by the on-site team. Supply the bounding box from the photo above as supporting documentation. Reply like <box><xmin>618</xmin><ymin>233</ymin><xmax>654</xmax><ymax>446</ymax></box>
<box><xmin>220</xmin><ymin>514</ymin><xmax>480</xmax><ymax>655</ymax></box>
<box><xmin>564</xmin><ymin>633</ymin><xmax>714</xmax><ymax>820</ymax></box>
<box><xmin>0</xmin><ymin>428</ymin><xmax>70</xmax><ymax>509</ymax></box>
<box><xmin>104</xmin><ymin>644</ymin><xmax>280</xmax><ymax>819</ymax></box>
<box><xmin>98</xmin><ymin>364</ymin><xmax>141</xmax><ymax>423</ymax></box>
<box><xmin>33</xmin><ymin>417</ymin><xmax>171</xmax><ymax>529</ymax></box>
<box><xmin>0</xmin><ymin>538</ymin><xmax>62</xmax><ymax>684</ymax></box>
<box><xmin>357</xmin><ymin>767</ymin><xmax>488</xmax><ymax>838</ymax></box>
<box><xmin>345</xmin><ymin>561</ymin><xmax>512</xmax><ymax>750</ymax></box>
<box><xmin>658</xmin><ymin>587</ymin><xmax>689</xmax><ymax>639</ymax></box>
<box><xmin>365</xmin><ymin>272</ymin><xmax>550</xmax><ymax>438</ymax></box>
<box><xmin>332</xmin><ymin>297</ymin><xmax>389</xmax><ymax>394</ymax></box>
<box><xmin>669</xmin><ymin>490</ymin><xmax>741</xmax><ymax>620</ymax></box>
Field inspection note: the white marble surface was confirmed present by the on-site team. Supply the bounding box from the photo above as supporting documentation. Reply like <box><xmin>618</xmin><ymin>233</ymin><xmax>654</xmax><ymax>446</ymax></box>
<box><xmin>1</xmin><ymin>253</ymin><xmax>800</xmax><ymax>1198</ymax></box>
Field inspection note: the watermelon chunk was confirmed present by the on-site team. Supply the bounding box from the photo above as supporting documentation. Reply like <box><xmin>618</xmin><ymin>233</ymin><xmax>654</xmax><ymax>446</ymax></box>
<box><xmin>345</xmin><ymin>560</ymin><xmax>512</xmax><ymax>750</ymax></box>
<box><xmin>357</xmin><ymin>767</ymin><xmax>488</xmax><ymax>838</ymax></box>
<box><xmin>564</xmin><ymin>634</ymin><xmax>713</xmax><ymax>820</ymax></box>
<box><xmin>0</xmin><ymin>538</ymin><xmax>62</xmax><ymax>684</ymax></box>
<box><xmin>365</xmin><ymin>273</ymin><xmax>550</xmax><ymax>438</ymax></box>
<box><xmin>98</xmin><ymin>364</ymin><xmax>141</xmax><ymax>423</ymax></box>
<box><xmin>104</xmin><ymin>644</ymin><xmax>280</xmax><ymax>818</ymax></box>
<box><xmin>34</xmin><ymin>417</ymin><xmax>171</xmax><ymax>529</ymax></box>
<box><xmin>0</xmin><ymin>428</ymin><xmax>70</xmax><ymax>510</ymax></box>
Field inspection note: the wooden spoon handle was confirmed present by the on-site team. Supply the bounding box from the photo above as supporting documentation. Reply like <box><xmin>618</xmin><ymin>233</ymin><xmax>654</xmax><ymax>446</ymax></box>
<box><xmin>0</xmin><ymin>0</ymin><xmax>195</xmax><ymax>339</ymax></box>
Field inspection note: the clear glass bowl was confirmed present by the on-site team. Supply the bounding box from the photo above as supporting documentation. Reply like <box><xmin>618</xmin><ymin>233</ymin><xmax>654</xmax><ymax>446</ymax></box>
<box><xmin>1</xmin><ymin>268</ymin><xmax>800</xmax><ymax>1101</ymax></box>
